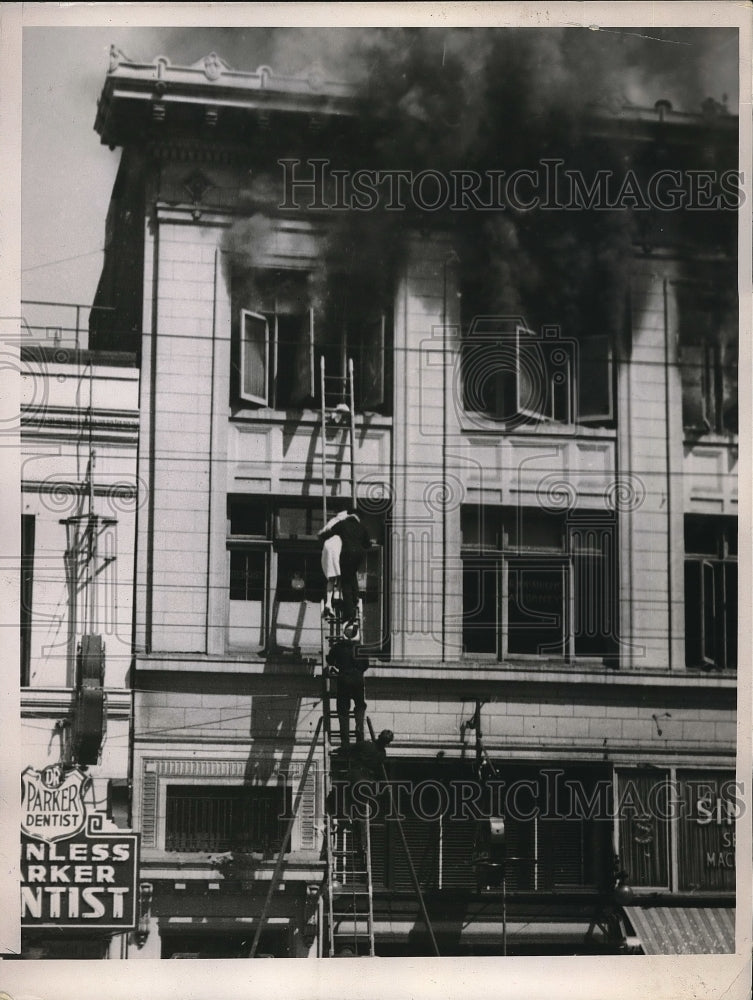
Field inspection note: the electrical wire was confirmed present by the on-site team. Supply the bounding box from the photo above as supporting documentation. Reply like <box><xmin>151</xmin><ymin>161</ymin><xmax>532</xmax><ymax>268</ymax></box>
<box><xmin>21</xmin><ymin>249</ymin><xmax>106</xmax><ymax>272</ymax></box>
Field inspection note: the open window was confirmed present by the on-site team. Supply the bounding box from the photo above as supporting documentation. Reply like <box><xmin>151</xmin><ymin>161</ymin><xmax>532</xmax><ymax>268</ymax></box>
<box><xmin>233</xmin><ymin>267</ymin><xmax>390</xmax><ymax>414</ymax></box>
<box><xmin>577</xmin><ymin>333</ymin><xmax>613</xmax><ymax>422</ymax></box>
<box><xmin>460</xmin><ymin>299</ymin><xmax>612</xmax><ymax>426</ymax></box>
<box><xmin>233</xmin><ymin>270</ymin><xmax>315</xmax><ymax>410</ymax></box>
<box><xmin>358</xmin><ymin>313</ymin><xmax>386</xmax><ymax>411</ymax></box>
<box><xmin>684</xmin><ymin>515</ymin><xmax>736</xmax><ymax>670</ymax></box>
<box><xmin>516</xmin><ymin>325</ymin><xmax>574</xmax><ymax>424</ymax></box>
<box><xmin>317</xmin><ymin>301</ymin><xmax>390</xmax><ymax>414</ymax></box>
<box><xmin>675</xmin><ymin>277</ymin><xmax>737</xmax><ymax>435</ymax></box>
<box><xmin>239</xmin><ymin>311</ymin><xmax>269</xmax><ymax>405</ymax></box>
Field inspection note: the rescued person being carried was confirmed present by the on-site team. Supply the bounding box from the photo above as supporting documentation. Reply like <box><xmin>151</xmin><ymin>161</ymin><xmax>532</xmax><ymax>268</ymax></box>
<box><xmin>318</xmin><ymin>507</ymin><xmax>371</xmax><ymax>629</ymax></box>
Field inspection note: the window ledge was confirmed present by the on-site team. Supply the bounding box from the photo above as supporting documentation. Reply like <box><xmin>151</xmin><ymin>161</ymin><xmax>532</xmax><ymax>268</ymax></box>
<box><xmin>459</xmin><ymin>415</ymin><xmax>616</xmax><ymax>438</ymax></box>
<box><xmin>374</xmin><ymin>661</ymin><xmax>738</xmax><ymax>689</ymax></box>
<box><xmin>683</xmin><ymin>432</ymin><xmax>738</xmax><ymax>448</ymax></box>
<box><xmin>229</xmin><ymin>407</ymin><xmax>393</xmax><ymax>429</ymax></box>
<box><xmin>139</xmin><ymin>853</ymin><xmax>324</xmax><ymax>881</ymax></box>
<box><xmin>135</xmin><ymin>654</ymin><xmax>737</xmax><ymax>689</ymax></box>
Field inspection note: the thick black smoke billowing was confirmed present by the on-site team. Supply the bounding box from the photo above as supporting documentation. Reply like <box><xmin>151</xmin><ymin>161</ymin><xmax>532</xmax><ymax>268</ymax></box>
<box><xmin>218</xmin><ymin>27</ymin><xmax>736</xmax><ymax>342</ymax></box>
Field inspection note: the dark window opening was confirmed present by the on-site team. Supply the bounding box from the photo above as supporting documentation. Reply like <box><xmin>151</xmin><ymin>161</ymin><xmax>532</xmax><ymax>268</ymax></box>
<box><xmin>459</xmin><ymin>288</ymin><xmax>613</xmax><ymax>426</ymax></box>
<box><xmin>276</xmin><ymin>550</ymin><xmax>325</xmax><ymax>603</ymax></box>
<box><xmin>229</xmin><ymin>498</ymin><xmax>267</xmax><ymax>537</ymax></box>
<box><xmin>684</xmin><ymin>516</ymin><xmax>737</xmax><ymax>670</ymax></box>
<box><xmin>165</xmin><ymin>785</ymin><xmax>290</xmax><ymax>853</ymax></box>
<box><xmin>229</xmin><ymin>549</ymin><xmax>266</xmax><ymax>603</ymax></box>
<box><xmin>462</xmin><ymin>559</ymin><xmax>498</xmax><ymax>655</ymax></box>
<box><xmin>508</xmin><ymin>562</ymin><xmax>565</xmax><ymax>656</ymax></box>
<box><xmin>21</xmin><ymin>514</ymin><xmax>35</xmax><ymax>686</ymax></box>
<box><xmin>232</xmin><ymin>268</ymin><xmax>392</xmax><ymax>414</ymax></box>
<box><xmin>676</xmin><ymin>279</ymin><xmax>737</xmax><ymax>435</ymax></box>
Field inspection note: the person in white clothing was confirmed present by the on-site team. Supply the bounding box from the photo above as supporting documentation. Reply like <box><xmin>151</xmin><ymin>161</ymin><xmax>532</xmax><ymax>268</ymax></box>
<box><xmin>320</xmin><ymin>510</ymin><xmax>348</xmax><ymax>618</ymax></box>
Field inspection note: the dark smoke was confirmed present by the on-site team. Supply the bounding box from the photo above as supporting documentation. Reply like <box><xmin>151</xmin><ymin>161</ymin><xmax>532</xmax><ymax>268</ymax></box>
<box><xmin>217</xmin><ymin>27</ymin><xmax>736</xmax><ymax>346</ymax></box>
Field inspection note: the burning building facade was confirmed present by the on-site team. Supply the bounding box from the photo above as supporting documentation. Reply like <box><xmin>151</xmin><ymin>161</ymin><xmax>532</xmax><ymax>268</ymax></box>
<box><xmin>20</xmin><ymin>31</ymin><xmax>739</xmax><ymax>959</ymax></box>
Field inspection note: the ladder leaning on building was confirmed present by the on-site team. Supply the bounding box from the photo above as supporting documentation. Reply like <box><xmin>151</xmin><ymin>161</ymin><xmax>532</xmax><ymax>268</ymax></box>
<box><xmin>249</xmin><ymin>358</ymin><xmax>439</xmax><ymax>958</ymax></box>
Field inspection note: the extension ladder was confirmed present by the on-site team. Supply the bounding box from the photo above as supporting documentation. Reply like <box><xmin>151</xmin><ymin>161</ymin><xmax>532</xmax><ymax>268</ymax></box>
<box><xmin>321</xmin><ymin>657</ymin><xmax>376</xmax><ymax>956</ymax></box>
<box><xmin>319</xmin><ymin>355</ymin><xmax>357</xmax><ymax>516</ymax></box>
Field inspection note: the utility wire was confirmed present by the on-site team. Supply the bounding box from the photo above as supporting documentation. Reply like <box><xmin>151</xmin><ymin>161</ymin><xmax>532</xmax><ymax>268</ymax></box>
<box><xmin>22</xmin><ymin>249</ymin><xmax>106</xmax><ymax>272</ymax></box>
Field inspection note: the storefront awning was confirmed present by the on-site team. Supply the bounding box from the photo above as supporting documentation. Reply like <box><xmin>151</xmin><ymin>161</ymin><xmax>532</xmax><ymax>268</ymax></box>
<box><xmin>623</xmin><ymin>906</ymin><xmax>735</xmax><ymax>955</ymax></box>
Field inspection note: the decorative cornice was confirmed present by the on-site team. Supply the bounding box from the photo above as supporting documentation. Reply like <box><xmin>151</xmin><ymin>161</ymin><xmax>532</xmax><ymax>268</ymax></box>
<box><xmin>95</xmin><ymin>52</ymin><xmax>357</xmax><ymax>149</ymax></box>
<box><xmin>105</xmin><ymin>49</ymin><xmax>355</xmax><ymax>100</ymax></box>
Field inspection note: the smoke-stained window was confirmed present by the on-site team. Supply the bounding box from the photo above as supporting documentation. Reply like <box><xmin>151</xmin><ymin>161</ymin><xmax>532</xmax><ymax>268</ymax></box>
<box><xmin>684</xmin><ymin>515</ymin><xmax>737</xmax><ymax>670</ymax></box>
<box><xmin>458</xmin><ymin>296</ymin><xmax>613</xmax><ymax>426</ymax></box>
<box><xmin>231</xmin><ymin>270</ymin><xmax>315</xmax><ymax>409</ymax></box>
<box><xmin>232</xmin><ymin>269</ymin><xmax>392</xmax><ymax>414</ymax></box>
<box><xmin>675</xmin><ymin>278</ymin><xmax>737</xmax><ymax>435</ymax></box>
<box><xmin>461</xmin><ymin>506</ymin><xmax>618</xmax><ymax>664</ymax></box>
<box><xmin>226</xmin><ymin>496</ymin><xmax>386</xmax><ymax>655</ymax></box>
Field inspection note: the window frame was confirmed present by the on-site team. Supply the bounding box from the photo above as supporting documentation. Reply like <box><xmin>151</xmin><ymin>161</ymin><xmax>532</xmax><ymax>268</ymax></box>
<box><xmin>459</xmin><ymin>311</ymin><xmax>614</xmax><ymax>428</ymax></box>
<box><xmin>226</xmin><ymin>497</ymin><xmax>386</xmax><ymax>655</ymax></box>
<box><xmin>163</xmin><ymin>782</ymin><xmax>291</xmax><ymax>854</ymax></box>
<box><xmin>683</xmin><ymin>515</ymin><xmax>737</xmax><ymax>670</ymax></box>
<box><xmin>674</xmin><ymin>276</ymin><xmax>738</xmax><ymax>436</ymax></box>
<box><xmin>234</xmin><ymin>268</ymin><xmax>390</xmax><ymax>414</ymax></box>
<box><xmin>239</xmin><ymin>309</ymin><xmax>270</xmax><ymax>406</ymax></box>
<box><xmin>461</xmin><ymin>507</ymin><xmax>618</xmax><ymax>664</ymax></box>
<box><xmin>615</xmin><ymin>766</ymin><xmax>736</xmax><ymax>896</ymax></box>
<box><xmin>615</xmin><ymin>768</ymin><xmax>672</xmax><ymax>892</ymax></box>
